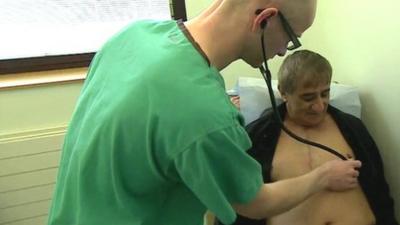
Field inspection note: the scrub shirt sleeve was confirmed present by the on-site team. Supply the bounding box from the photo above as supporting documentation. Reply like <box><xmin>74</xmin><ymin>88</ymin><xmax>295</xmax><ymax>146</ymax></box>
<box><xmin>173</xmin><ymin>125</ymin><xmax>263</xmax><ymax>225</ymax></box>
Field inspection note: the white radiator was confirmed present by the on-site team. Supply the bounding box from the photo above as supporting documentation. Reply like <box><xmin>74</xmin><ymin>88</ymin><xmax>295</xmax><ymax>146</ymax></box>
<box><xmin>0</xmin><ymin>127</ymin><xmax>65</xmax><ymax>225</ymax></box>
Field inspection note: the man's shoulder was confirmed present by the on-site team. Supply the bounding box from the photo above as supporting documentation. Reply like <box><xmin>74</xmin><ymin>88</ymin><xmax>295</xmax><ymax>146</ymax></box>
<box><xmin>246</xmin><ymin>105</ymin><xmax>282</xmax><ymax>133</ymax></box>
<box><xmin>328</xmin><ymin>105</ymin><xmax>363</xmax><ymax>126</ymax></box>
<box><xmin>101</xmin><ymin>19</ymin><xmax>177</xmax><ymax>50</ymax></box>
<box><xmin>120</xmin><ymin>19</ymin><xmax>176</xmax><ymax>34</ymax></box>
<box><xmin>328</xmin><ymin>105</ymin><xmax>370</xmax><ymax>140</ymax></box>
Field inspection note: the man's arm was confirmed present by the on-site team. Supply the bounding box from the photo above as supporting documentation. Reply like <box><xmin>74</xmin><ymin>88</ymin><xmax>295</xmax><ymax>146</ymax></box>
<box><xmin>233</xmin><ymin>159</ymin><xmax>361</xmax><ymax>219</ymax></box>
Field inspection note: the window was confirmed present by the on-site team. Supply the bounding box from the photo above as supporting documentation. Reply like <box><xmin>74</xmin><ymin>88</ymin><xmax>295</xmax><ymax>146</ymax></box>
<box><xmin>0</xmin><ymin>0</ymin><xmax>187</xmax><ymax>75</ymax></box>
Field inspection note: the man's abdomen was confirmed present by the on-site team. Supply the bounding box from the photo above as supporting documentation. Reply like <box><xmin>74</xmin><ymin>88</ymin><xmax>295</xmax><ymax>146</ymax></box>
<box><xmin>267</xmin><ymin>187</ymin><xmax>375</xmax><ymax>225</ymax></box>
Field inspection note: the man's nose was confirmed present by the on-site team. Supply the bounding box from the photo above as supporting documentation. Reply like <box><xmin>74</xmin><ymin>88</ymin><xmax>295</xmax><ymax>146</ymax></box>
<box><xmin>311</xmin><ymin>98</ymin><xmax>326</xmax><ymax>113</ymax></box>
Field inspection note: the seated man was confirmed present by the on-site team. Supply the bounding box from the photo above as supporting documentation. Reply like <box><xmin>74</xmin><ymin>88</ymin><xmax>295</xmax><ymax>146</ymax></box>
<box><xmin>223</xmin><ymin>50</ymin><xmax>398</xmax><ymax>225</ymax></box>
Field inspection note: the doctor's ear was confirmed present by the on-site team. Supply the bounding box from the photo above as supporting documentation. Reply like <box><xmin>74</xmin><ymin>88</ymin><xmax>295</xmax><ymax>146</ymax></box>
<box><xmin>253</xmin><ymin>8</ymin><xmax>278</xmax><ymax>31</ymax></box>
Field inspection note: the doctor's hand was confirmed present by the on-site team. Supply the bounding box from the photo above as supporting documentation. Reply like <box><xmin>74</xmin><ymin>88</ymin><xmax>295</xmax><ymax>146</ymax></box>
<box><xmin>315</xmin><ymin>159</ymin><xmax>362</xmax><ymax>192</ymax></box>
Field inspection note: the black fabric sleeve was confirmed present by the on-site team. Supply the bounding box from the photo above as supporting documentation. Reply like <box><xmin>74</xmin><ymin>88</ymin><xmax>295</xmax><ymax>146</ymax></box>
<box><xmin>339</xmin><ymin>111</ymin><xmax>398</xmax><ymax>225</ymax></box>
<box><xmin>358</xmin><ymin>120</ymin><xmax>398</xmax><ymax>225</ymax></box>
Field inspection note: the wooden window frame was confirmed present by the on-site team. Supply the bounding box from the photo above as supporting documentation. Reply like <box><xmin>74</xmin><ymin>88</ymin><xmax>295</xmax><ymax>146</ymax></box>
<box><xmin>0</xmin><ymin>0</ymin><xmax>187</xmax><ymax>75</ymax></box>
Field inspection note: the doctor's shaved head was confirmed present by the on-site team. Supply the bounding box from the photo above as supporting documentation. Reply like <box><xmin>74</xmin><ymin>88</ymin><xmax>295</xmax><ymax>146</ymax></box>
<box><xmin>185</xmin><ymin>0</ymin><xmax>318</xmax><ymax>69</ymax></box>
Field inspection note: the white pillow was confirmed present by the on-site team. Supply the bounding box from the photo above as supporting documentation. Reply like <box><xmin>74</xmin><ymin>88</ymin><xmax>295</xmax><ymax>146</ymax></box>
<box><xmin>234</xmin><ymin>77</ymin><xmax>361</xmax><ymax>125</ymax></box>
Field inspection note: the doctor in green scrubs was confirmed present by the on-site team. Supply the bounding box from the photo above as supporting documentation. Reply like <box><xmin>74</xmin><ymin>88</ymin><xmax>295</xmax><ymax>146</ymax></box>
<box><xmin>48</xmin><ymin>0</ymin><xmax>362</xmax><ymax>224</ymax></box>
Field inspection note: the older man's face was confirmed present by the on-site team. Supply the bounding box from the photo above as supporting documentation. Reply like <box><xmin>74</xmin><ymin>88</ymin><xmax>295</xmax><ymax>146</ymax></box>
<box><xmin>283</xmin><ymin>81</ymin><xmax>330</xmax><ymax>127</ymax></box>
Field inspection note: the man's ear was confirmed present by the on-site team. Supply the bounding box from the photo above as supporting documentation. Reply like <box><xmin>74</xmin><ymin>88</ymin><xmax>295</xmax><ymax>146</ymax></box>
<box><xmin>277</xmin><ymin>85</ymin><xmax>287</xmax><ymax>101</ymax></box>
<box><xmin>252</xmin><ymin>8</ymin><xmax>278</xmax><ymax>32</ymax></box>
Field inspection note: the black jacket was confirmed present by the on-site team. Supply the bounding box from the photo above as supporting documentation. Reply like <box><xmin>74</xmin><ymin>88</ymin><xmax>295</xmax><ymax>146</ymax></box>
<box><xmin>219</xmin><ymin>104</ymin><xmax>398</xmax><ymax>225</ymax></box>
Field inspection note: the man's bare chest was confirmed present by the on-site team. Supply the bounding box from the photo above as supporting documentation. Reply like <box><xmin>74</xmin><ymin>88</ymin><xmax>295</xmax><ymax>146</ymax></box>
<box><xmin>272</xmin><ymin>116</ymin><xmax>354</xmax><ymax>180</ymax></box>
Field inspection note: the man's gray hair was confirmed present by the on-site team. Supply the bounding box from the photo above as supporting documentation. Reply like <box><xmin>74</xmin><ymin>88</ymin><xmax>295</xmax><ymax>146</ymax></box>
<box><xmin>278</xmin><ymin>50</ymin><xmax>332</xmax><ymax>94</ymax></box>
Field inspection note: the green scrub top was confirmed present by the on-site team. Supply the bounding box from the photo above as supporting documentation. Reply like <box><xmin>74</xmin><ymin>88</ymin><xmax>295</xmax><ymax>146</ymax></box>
<box><xmin>47</xmin><ymin>20</ymin><xmax>263</xmax><ymax>225</ymax></box>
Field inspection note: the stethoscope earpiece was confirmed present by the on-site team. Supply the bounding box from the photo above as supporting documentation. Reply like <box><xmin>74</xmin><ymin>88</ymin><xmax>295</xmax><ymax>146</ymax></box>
<box><xmin>260</xmin><ymin>19</ymin><xmax>267</xmax><ymax>29</ymax></box>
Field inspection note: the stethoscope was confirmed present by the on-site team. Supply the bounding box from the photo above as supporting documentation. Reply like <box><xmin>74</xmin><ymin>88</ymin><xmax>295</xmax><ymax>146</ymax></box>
<box><xmin>257</xmin><ymin>19</ymin><xmax>347</xmax><ymax>160</ymax></box>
